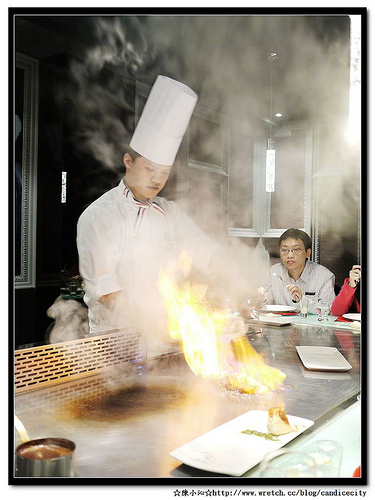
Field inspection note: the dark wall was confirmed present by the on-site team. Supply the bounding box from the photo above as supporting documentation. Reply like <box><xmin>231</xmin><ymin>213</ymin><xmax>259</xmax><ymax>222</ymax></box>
<box><xmin>15</xmin><ymin>54</ymin><xmax>65</xmax><ymax>347</ymax></box>
<box><xmin>14</xmin><ymin>50</ymin><xmax>132</xmax><ymax>347</ymax></box>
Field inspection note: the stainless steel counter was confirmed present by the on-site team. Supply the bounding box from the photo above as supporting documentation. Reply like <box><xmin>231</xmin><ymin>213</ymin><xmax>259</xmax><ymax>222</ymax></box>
<box><xmin>13</xmin><ymin>322</ymin><xmax>361</xmax><ymax>480</ymax></box>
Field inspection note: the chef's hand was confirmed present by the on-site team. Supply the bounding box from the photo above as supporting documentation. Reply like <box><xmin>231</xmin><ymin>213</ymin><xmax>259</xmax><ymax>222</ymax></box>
<box><xmin>286</xmin><ymin>284</ymin><xmax>302</xmax><ymax>302</ymax></box>
<box><xmin>99</xmin><ymin>291</ymin><xmax>122</xmax><ymax>309</ymax></box>
<box><xmin>349</xmin><ymin>265</ymin><xmax>361</xmax><ymax>288</ymax></box>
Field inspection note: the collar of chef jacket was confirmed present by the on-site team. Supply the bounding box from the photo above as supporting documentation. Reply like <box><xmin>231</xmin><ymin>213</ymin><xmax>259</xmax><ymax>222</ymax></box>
<box><xmin>120</xmin><ymin>179</ymin><xmax>165</xmax><ymax>216</ymax></box>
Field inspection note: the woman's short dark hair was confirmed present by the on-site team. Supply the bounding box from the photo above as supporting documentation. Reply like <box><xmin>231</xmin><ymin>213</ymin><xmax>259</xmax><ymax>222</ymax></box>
<box><xmin>278</xmin><ymin>228</ymin><xmax>312</xmax><ymax>251</ymax></box>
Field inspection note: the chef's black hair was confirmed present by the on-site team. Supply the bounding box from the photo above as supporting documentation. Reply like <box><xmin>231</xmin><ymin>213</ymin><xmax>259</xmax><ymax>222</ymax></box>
<box><xmin>123</xmin><ymin>145</ymin><xmax>142</xmax><ymax>162</ymax></box>
<box><xmin>278</xmin><ymin>228</ymin><xmax>312</xmax><ymax>251</ymax></box>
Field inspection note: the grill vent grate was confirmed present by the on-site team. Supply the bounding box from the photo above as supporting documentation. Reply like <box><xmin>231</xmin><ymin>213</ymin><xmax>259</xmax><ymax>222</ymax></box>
<box><xmin>14</xmin><ymin>330</ymin><xmax>142</xmax><ymax>394</ymax></box>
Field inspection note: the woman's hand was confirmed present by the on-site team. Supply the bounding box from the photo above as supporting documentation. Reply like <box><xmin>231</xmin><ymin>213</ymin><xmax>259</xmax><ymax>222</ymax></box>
<box><xmin>349</xmin><ymin>265</ymin><xmax>361</xmax><ymax>288</ymax></box>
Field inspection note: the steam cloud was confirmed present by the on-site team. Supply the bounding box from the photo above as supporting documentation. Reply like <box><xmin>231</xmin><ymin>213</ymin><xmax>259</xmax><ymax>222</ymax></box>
<box><xmin>48</xmin><ymin>14</ymin><xmax>360</xmax><ymax>350</ymax></box>
<box><xmin>64</xmin><ymin>15</ymin><xmax>353</xmax><ymax>168</ymax></box>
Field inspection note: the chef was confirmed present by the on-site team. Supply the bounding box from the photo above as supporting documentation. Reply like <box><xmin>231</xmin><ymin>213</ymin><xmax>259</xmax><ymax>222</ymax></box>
<box><xmin>77</xmin><ymin>75</ymin><xmax>258</xmax><ymax>355</ymax></box>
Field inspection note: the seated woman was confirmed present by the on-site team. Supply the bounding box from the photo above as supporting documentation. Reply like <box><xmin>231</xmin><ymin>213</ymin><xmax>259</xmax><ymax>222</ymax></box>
<box><xmin>331</xmin><ymin>265</ymin><xmax>361</xmax><ymax>316</ymax></box>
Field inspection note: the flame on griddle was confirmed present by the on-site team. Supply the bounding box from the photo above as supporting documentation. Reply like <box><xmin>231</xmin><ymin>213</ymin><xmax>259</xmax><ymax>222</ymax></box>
<box><xmin>158</xmin><ymin>253</ymin><xmax>286</xmax><ymax>394</ymax></box>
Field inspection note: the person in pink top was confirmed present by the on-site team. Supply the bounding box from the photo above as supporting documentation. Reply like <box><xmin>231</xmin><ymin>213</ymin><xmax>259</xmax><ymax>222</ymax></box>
<box><xmin>331</xmin><ymin>265</ymin><xmax>361</xmax><ymax>316</ymax></box>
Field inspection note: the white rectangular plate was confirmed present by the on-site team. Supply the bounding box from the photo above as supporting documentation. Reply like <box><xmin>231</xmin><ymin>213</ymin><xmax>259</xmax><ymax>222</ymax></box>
<box><xmin>258</xmin><ymin>315</ymin><xmax>292</xmax><ymax>326</ymax></box>
<box><xmin>343</xmin><ymin>313</ymin><xmax>361</xmax><ymax>322</ymax></box>
<box><xmin>296</xmin><ymin>346</ymin><xmax>352</xmax><ymax>371</ymax></box>
<box><xmin>170</xmin><ymin>410</ymin><xmax>314</xmax><ymax>476</ymax></box>
<box><xmin>261</xmin><ymin>305</ymin><xmax>296</xmax><ymax>313</ymax></box>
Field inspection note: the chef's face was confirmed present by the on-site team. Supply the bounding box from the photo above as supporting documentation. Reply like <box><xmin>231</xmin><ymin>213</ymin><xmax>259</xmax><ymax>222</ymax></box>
<box><xmin>123</xmin><ymin>153</ymin><xmax>172</xmax><ymax>201</ymax></box>
<box><xmin>279</xmin><ymin>237</ymin><xmax>311</xmax><ymax>274</ymax></box>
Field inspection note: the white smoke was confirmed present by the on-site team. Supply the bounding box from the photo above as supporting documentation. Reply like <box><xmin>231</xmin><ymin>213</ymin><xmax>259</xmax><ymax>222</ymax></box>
<box><xmin>48</xmin><ymin>14</ymin><xmax>359</xmax><ymax>345</ymax></box>
<box><xmin>46</xmin><ymin>296</ymin><xmax>89</xmax><ymax>343</ymax></box>
<box><xmin>63</xmin><ymin>15</ymin><xmax>352</xmax><ymax>171</ymax></box>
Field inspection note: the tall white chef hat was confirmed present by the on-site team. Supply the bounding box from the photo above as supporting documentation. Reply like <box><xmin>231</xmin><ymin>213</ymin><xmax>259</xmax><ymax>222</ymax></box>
<box><xmin>130</xmin><ymin>75</ymin><xmax>198</xmax><ymax>166</ymax></box>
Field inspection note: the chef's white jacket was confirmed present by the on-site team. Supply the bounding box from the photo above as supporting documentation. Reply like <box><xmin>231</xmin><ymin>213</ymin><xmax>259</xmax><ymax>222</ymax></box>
<box><xmin>77</xmin><ymin>180</ymin><xmax>220</xmax><ymax>350</ymax></box>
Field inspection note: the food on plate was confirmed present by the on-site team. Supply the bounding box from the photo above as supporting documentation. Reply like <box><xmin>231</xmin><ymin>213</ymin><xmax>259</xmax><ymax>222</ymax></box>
<box><xmin>267</xmin><ymin>406</ymin><xmax>298</xmax><ymax>435</ymax></box>
<box><xmin>240</xmin><ymin>429</ymin><xmax>280</xmax><ymax>441</ymax></box>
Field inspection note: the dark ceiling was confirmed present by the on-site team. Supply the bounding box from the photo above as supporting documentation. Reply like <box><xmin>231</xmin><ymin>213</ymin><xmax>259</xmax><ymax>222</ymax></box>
<box><xmin>13</xmin><ymin>12</ymin><xmax>352</xmax><ymax>130</ymax></box>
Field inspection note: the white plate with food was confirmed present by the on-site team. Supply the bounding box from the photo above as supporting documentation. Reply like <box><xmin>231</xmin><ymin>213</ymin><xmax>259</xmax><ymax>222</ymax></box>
<box><xmin>295</xmin><ymin>346</ymin><xmax>352</xmax><ymax>372</ymax></box>
<box><xmin>258</xmin><ymin>315</ymin><xmax>292</xmax><ymax>326</ymax></box>
<box><xmin>261</xmin><ymin>305</ymin><xmax>297</xmax><ymax>313</ymax></box>
<box><xmin>342</xmin><ymin>313</ymin><xmax>361</xmax><ymax>322</ymax></box>
<box><xmin>170</xmin><ymin>409</ymin><xmax>314</xmax><ymax>476</ymax></box>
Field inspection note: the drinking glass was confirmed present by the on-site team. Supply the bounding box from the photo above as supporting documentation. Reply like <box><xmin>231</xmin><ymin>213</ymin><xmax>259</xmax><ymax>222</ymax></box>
<box><xmin>301</xmin><ymin>440</ymin><xmax>342</xmax><ymax>477</ymax></box>
<box><xmin>300</xmin><ymin>296</ymin><xmax>309</xmax><ymax>318</ymax></box>
<box><xmin>317</xmin><ymin>302</ymin><xmax>331</xmax><ymax>322</ymax></box>
<box><xmin>259</xmin><ymin>449</ymin><xmax>321</xmax><ymax>478</ymax></box>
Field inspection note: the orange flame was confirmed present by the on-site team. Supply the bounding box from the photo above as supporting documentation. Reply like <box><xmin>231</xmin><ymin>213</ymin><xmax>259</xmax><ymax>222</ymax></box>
<box><xmin>158</xmin><ymin>257</ymin><xmax>286</xmax><ymax>394</ymax></box>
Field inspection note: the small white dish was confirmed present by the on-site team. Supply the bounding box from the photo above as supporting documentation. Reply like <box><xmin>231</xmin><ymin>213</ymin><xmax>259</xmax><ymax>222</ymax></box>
<box><xmin>258</xmin><ymin>315</ymin><xmax>292</xmax><ymax>326</ymax></box>
<box><xmin>295</xmin><ymin>346</ymin><xmax>352</xmax><ymax>372</ymax></box>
